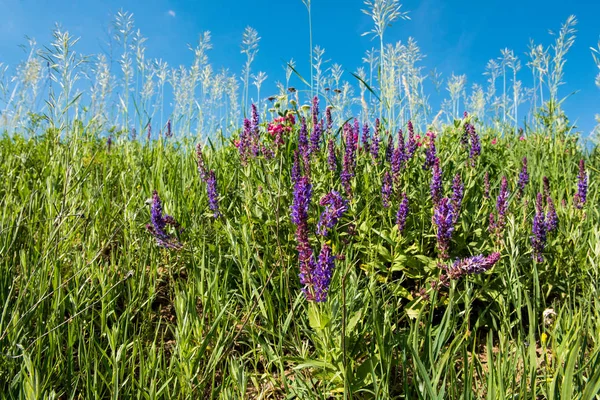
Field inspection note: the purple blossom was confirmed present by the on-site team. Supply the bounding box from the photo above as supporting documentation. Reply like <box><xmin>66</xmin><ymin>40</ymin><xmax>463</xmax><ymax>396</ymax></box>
<box><xmin>546</xmin><ymin>196</ymin><xmax>558</xmax><ymax>233</ymax></box>
<box><xmin>517</xmin><ymin>157</ymin><xmax>529</xmax><ymax>198</ymax></box>
<box><xmin>491</xmin><ymin>176</ymin><xmax>510</xmax><ymax>236</ymax></box>
<box><xmin>341</xmin><ymin>123</ymin><xmax>357</xmax><ymax>196</ymax></box>
<box><xmin>531</xmin><ymin>193</ymin><xmax>547</xmax><ymax>262</ymax></box>
<box><xmin>326</xmin><ymin>106</ymin><xmax>332</xmax><ymax>132</ymax></box>
<box><xmin>382</xmin><ymin>171</ymin><xmax>393</xmax><ymax>208</ymax></box>
<box><xmin>543</xmin><ymin>177</ymin><xmax>551</xmax><ymax>199</ymax></box>
<box><xmin>574</xmin><ymin>159</ymin><xmax>588</xmax><ymax>209</ymax></box>
<box><xmin>451</xmin><ymin>173</ymin><xmax>464</xmax><ymax>224</ymax></box>
<box><xmin>396</xmin><ymin>194</ymin><xmax>409</xmax><ymax>234</ymax></box>
<box><xmin>107</xmin><ymin>136</ymin><xmax>112</xmax><ymax>152</ymax></box>
<box><xmin>311</xmin><ymin>96</ymin><xmax>320</xmax><ymax>127</ymax></box>
<box><xmin>423</xmin><ymin>132</ymin><xmax>437</xmax><ymax>170</ymax></box>
<box><xmin>327</xmin><ymin>139</ymin><xmax>337</xmax><ymax>171</ymax></box>
<box><xmin>206</xmin><ymin>170</ymin><xmax>221</xmax><ymax>218</ymax></box>
<box><xmin>371</xmin><ymin>118</ymin><xmax>380</xmax><ymax>160</ymax></box>
<box><xmin>467</xmin><ymin>123</ymin><xmax>480</xmax><ymax>165</ymax></box>
<box><xmin>291</xmin><ymin>150</ymin><xmax>301</xmax><ymax>183</ymax></box>
<box><xmin>430</xmin><ymin>158</ymin><xmax>443</xmax><ymax>206</ymax></box>
<box><xmin>166</xmin><ymin>119</ymin><xmax>173</xmax><ymax>138</ymax></box>
<box><xmin>239</xmin><ymin>118</ymin><xmax>251</xmax><ymax>164</ymax></box>
<box><xmin>434</xmin><ymin>198</ymin><xmax>455</xmax><ymax>259</ymax></box>
<box><xmin>361</xmin><ymin>122</ymin><xmax>370</xmax><ymax>153</ymax></box>
<box><xmin>147</xmin><ymin>124</ymin><xmax>152</xmax><ymax>141</ymax></box>
<box><xmin>291</xmin><ymin>176</ymin><xmax>315</xmax><ymax>300</ymax></box>
<box><xmin>250</xmin><ymin>104</ymin><xmax>260</xmax><ymax>157</ymax></box>
<box><xmin>385</xmin><ymin>133</ymin><xmax>394</xmax><ymax>163</ymax></box>
<box><xmin>146</xmin><ymin>190</ymin><xmax>182</xmax><ymax>249</ymax></box>
<box><xmin>406</xmin><ymin>120</ymin><xmax>417</xmax><ymax>159</ymax></box>
<box><xmin>310</xmin><ymin>121</ymin><xmax>322</xmax><ymax>154</ymax></box>
<box><xmin>317</xmin><ymin>191</ymin><xmax>348</xmax><ymax>236</ymax></box>
<box><xmin>446</xmin><ymin>252</ymin><xmax>501</xmax><ymax>279</ymax></box>
<box><xmin>313</xmin><ymin>243</ymin><xmax>336</xmax><ymax>302</ymax></box>
<box><xmin>196</xmin><ymin>143</ymin><xmax>208</xmax><ymax>182</ymax></box>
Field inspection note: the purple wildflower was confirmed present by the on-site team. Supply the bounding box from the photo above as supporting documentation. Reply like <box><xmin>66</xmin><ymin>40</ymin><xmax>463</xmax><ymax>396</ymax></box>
<box><xmin>468</xmin><ymin>123</ymin><xmax>480</xmax><ymax>165</ymax></box>
<box><xmin>341</xmin><ymin>123</ymin><xmax>357</xmax><ymax>196</ymax></box>
<box><xmin>430</xmin><ymin>158</ymin><xmax>443</xmax><ymax>206</ymax></box>
<box><xmin>531</xmin><ymin>193</ymin><xmax>547</xmax><ymax>262</ymax></box>
<box><xmin>371</xmin><ymin>118</ymin><xmax>380</xmax><ymax>161</ymax></box>
<box><xmin>310</xmin><ymin>121</ymin><xmax>322</xmax><ymax>154</ymax></box>
<box><xmin>396</xmin><ymin>194</ymin><xmax>409</xmax><ymax>234</ymax></box>
<box><xmin>146</xmin><ymin>190</ymin><xmax>182</xmax><ymax>249</ymax></box>
<box><xmin>291</xmin><ymin>150</ymin><xmax>301</xmax><ymax>183</ymax></box>
<box><xmin>311</xmin><ymin>96</ymin><xmax>319</xmax><ymax>126</ymax></box>
<box><xmin>546</xmin><ymin>196</ymin><xmax>558</xmax><ymax>233</ymax></box>
<box><xmin>147</xmin><ymin>124</ymin><xmax>152</xmax><ymax>141</ymax></box>
<box><xmin>250</xmin><ymin>104</ymin><xmax>260</xmax><ymax>157</ymax></box>
<box><xmin>196</xmin><ymin>143</ymin><xmax>208</xmax><ymax>182</ymax></box>
<box><xmin>423</xmin><ymin>132</ymin><xmax>437</xmax><ymax>170</ymax></box>
<box><xmin>206</xmin><ymin>171</ymin><xmax>221</xmax><ymax>218</ymax></box>
<box><xmin>107</xmin><ymin>136</ymin><xmax>112</xmax><ymax>152</ymax></box>
<box><xmin>574</xmin><ymin>159</ymin><xmax>588</xmax><ymax>209</ymax></box>
<box><xmin>361</xmin><ymin>122</ymin><xmax>370</xmax><ymax>153</ymax></box>
<box><xmin>451</xmin><ymin>173</ymin><xmax>464</xmax><ymax>224</ymax></box>
<box><xmin>491</xmin><ymin>176</ymin><xmax>510</xmax><ymax>236</ymax></box>
<box><xmin>313</xmin><ymin>243</ymin><xmax>336</xmax><ymax>302</ymax></box>
<box><xmin>517</xmin><ymin>157</ymin><xmax>529</xmax><ymax>198</ymax></box>
<box><xmin>291</xmin><ymin>176</ymin><xmax>315</xmax><ymax>299</ymax></box>
<box><xmin>434</xmin><ymin>198</ymin><xmax>455</xmax><ymax>259</ymax></box>
<box><xmin>385</xmin><ymin>133</ymin><xmax>394</xmax><ymax>163</ymax></box>
<box><xmin>239</xmin><ymin>118</ymin><xmax>251</xmax><ymax>164</ymax></box>
<box><xmin>317</xmin><ymin>191</ymin><xmax>348</xmax><ymax>236</ymax></box>
<box><xmin>326</xmin><ymin>106</ymin><xmax>332</xmax><ymax>132</ymax></box>
<box><xmin>327</xmin><ymin>139</ymin><xmax>337</xmax><ymax>171</ymax></box>
<box><xmin>406</xmin><ymin>120</ymin><xmax>417</xmax><ymax>160</ymax></box>
<box><xmin>382</xmin><ymin>171</ymin><xmax>393</xmax><ymax>208</ymax></box>
<box><xmin>446</xmin><ymin>252</ymin><xmax>501</xmax><ymax>279</ymax></box>
<box><xmin>166</xmin><ymin>119</ymin><xmax>172</xmax><ymax>138</ymax></box>
<box><xmin>543</xmin><ymin>177</ymin><xmax>551</xmax><ymax>199</ymax></box>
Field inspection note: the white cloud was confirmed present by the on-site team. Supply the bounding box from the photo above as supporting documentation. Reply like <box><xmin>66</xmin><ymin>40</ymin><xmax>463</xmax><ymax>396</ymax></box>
<box><xmin>167</xmin><ymin>10</ymin><xmax>176</xmax><ymax>17</ymax></box>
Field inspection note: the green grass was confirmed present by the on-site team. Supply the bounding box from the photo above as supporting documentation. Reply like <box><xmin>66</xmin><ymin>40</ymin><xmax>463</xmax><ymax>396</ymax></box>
<box><xmin>0</xmin><ymin>119</ymin><xmax>599</xmax><ymax>398</ymax></box>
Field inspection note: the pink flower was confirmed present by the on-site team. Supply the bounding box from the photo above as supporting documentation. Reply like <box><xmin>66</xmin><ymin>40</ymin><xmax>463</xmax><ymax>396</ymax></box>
<box><xmin>491</xmin><ymin>138</ymin><xmax>497</xmax><ymax>145</ymax></box>
<box><xmin>519</xmin><ymin>136</ymin><xmax>526</xmax><ymax>141</ymax></box>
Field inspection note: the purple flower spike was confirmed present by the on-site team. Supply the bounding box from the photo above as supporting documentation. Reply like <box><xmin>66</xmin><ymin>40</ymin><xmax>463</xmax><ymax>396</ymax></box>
<box><xmin>423</xmin><ymin>132</ymin><xmax>437</xmax><ymax>170</ymax></box>
<box><xmin>361</xmin><ymin>122</ymin><xmax>370</xmax><ymax>153</ymax></box>
<box><xmin>206</xmin><ymin>170</ymin><xmax>221</xmax><ymax>218</ymax></box>
<box><xmin>371</xmin><ymin>118</ymin><xmax>381</xmax><ymax>161</ymax></box>
<box><xmin>517</xmin><ymin>157</ymin><xmax>529</xmax><ymax>198</ymax></box>
<box><xmin>146</xmin><ymin>190</ymin><xmax>182</xmax><ymax>249</ymax></box>
<box><xmin>484</xmin><ymin>172</ymin><xmax>490</xmax><ymax>200</ymax></box>
<box><xmin>451</xmin><ymin>173</ymin><xmax>464</xmax><ymax>224</ymax></box>
<box><xmin>546</xmin><ymin>196</ymin><xmax>558</xmax><ymax>233</ymax></box>
<box><xmin>446</xmin><ymin>253</ymin><xmax>501</xmax><ymax>279</ymax></box>
<box><xmin>292</xmin><ymin>150</ymin><xmax>301</xmax><ymax>183</ymax></box>
<box><xmin>341</xmin><ymin>123</ymin><xmax>357</xmax><ymax>196</ymax></box>
<box><xmin>311</xmin><ymin>96</ymin><xmax>320</xmax><ymax>127</ymax></box>
<box><xmin>434</xmin><ymin>198</ymin><xmax>454</xmax><ymax>259</ymax></box>
<box><xmin>543</xmin><ymin>177</ymin><xmax>551</xmax><ymax>199</ymax></box>
<box><xmin>385</xmin><ymin>133</ymin><xmax>394</xmax><ymax>163</ymax></box>
<box><xmin>239</xmin><ymin>118</ymin><xmax>252</xmax><ymax>164</ymax></box>
<box><xmin>326</xmin><ymin>106</ymin><xmax>332</xmax><ymax>132</ymax></box>
<box><xmin>491</xmin><ymin>176</ymin><xmax>510</xmax><ymax>237</ymax></box>
<box><xmin>291</xmin><ymin>176</ymin><xmax>316</xmax><ymax>300</ymax></box>
<box><xmin>574</xmin><ymin>159</ymin><xmax>588</xmax><ymax>209</ymax></box>
<box><xmin>406</xmin><ymin>120</ymin><xmax>417</xmax><ymax>160</ymax></box>
<box><xmin>327</xmin><ymin>139</ymin><xmax>337</xmax><ymax>171</ymax></box>
<box><xmin>467</xmin><ymin>122</ymin><xmax>480</xmax><ymax>165</ymax></box>
<box><xmin>396</xmin><ymin>194</ymin><xmax>409</xmax><ymax>234</ymax></box>
<box><xmin>531</xmin><ymin>193</ymin><xmax>547</xmax><ymax>262</ymax></box>
<box><xmin>317</xmin><ymin>191</ymin><xmax>348</xmax><ymax>236</ymax></box>
<box><xmin>313</xmin><ymin>243</ymin><xmax>336</xmax><ymax>302</ymax></box>
<box><xmin>310</xmin><ymin>121</ymin><xmax>322</xmax><ymax>154</ymax></box>
<box><xmin>166</xmin><ymin>119</ymin><xmax>173</xmax><ymax>138</ymax></box>
<box><xmin>382</xmin><ymin>171</ymin><xmax>393</xmax><ymax>208</ymax></box>
<box><xmin>430</xmin><ymin>158</ymin><xmax>443</xmax><ymax>206</ymax></box>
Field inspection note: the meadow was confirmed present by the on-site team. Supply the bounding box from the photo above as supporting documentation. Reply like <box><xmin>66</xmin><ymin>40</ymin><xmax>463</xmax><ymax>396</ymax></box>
<box><xmin>1</xmin><ymin>2</ymin><xmax>600</xmax><ymax>399</ymax></box>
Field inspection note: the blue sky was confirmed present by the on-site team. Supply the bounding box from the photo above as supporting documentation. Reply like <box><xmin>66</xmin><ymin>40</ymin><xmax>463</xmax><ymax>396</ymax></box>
<box><xmin>1</xmin><ymin>0</ymin><xmax>599</xmax><ymax>135</ymax></box>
